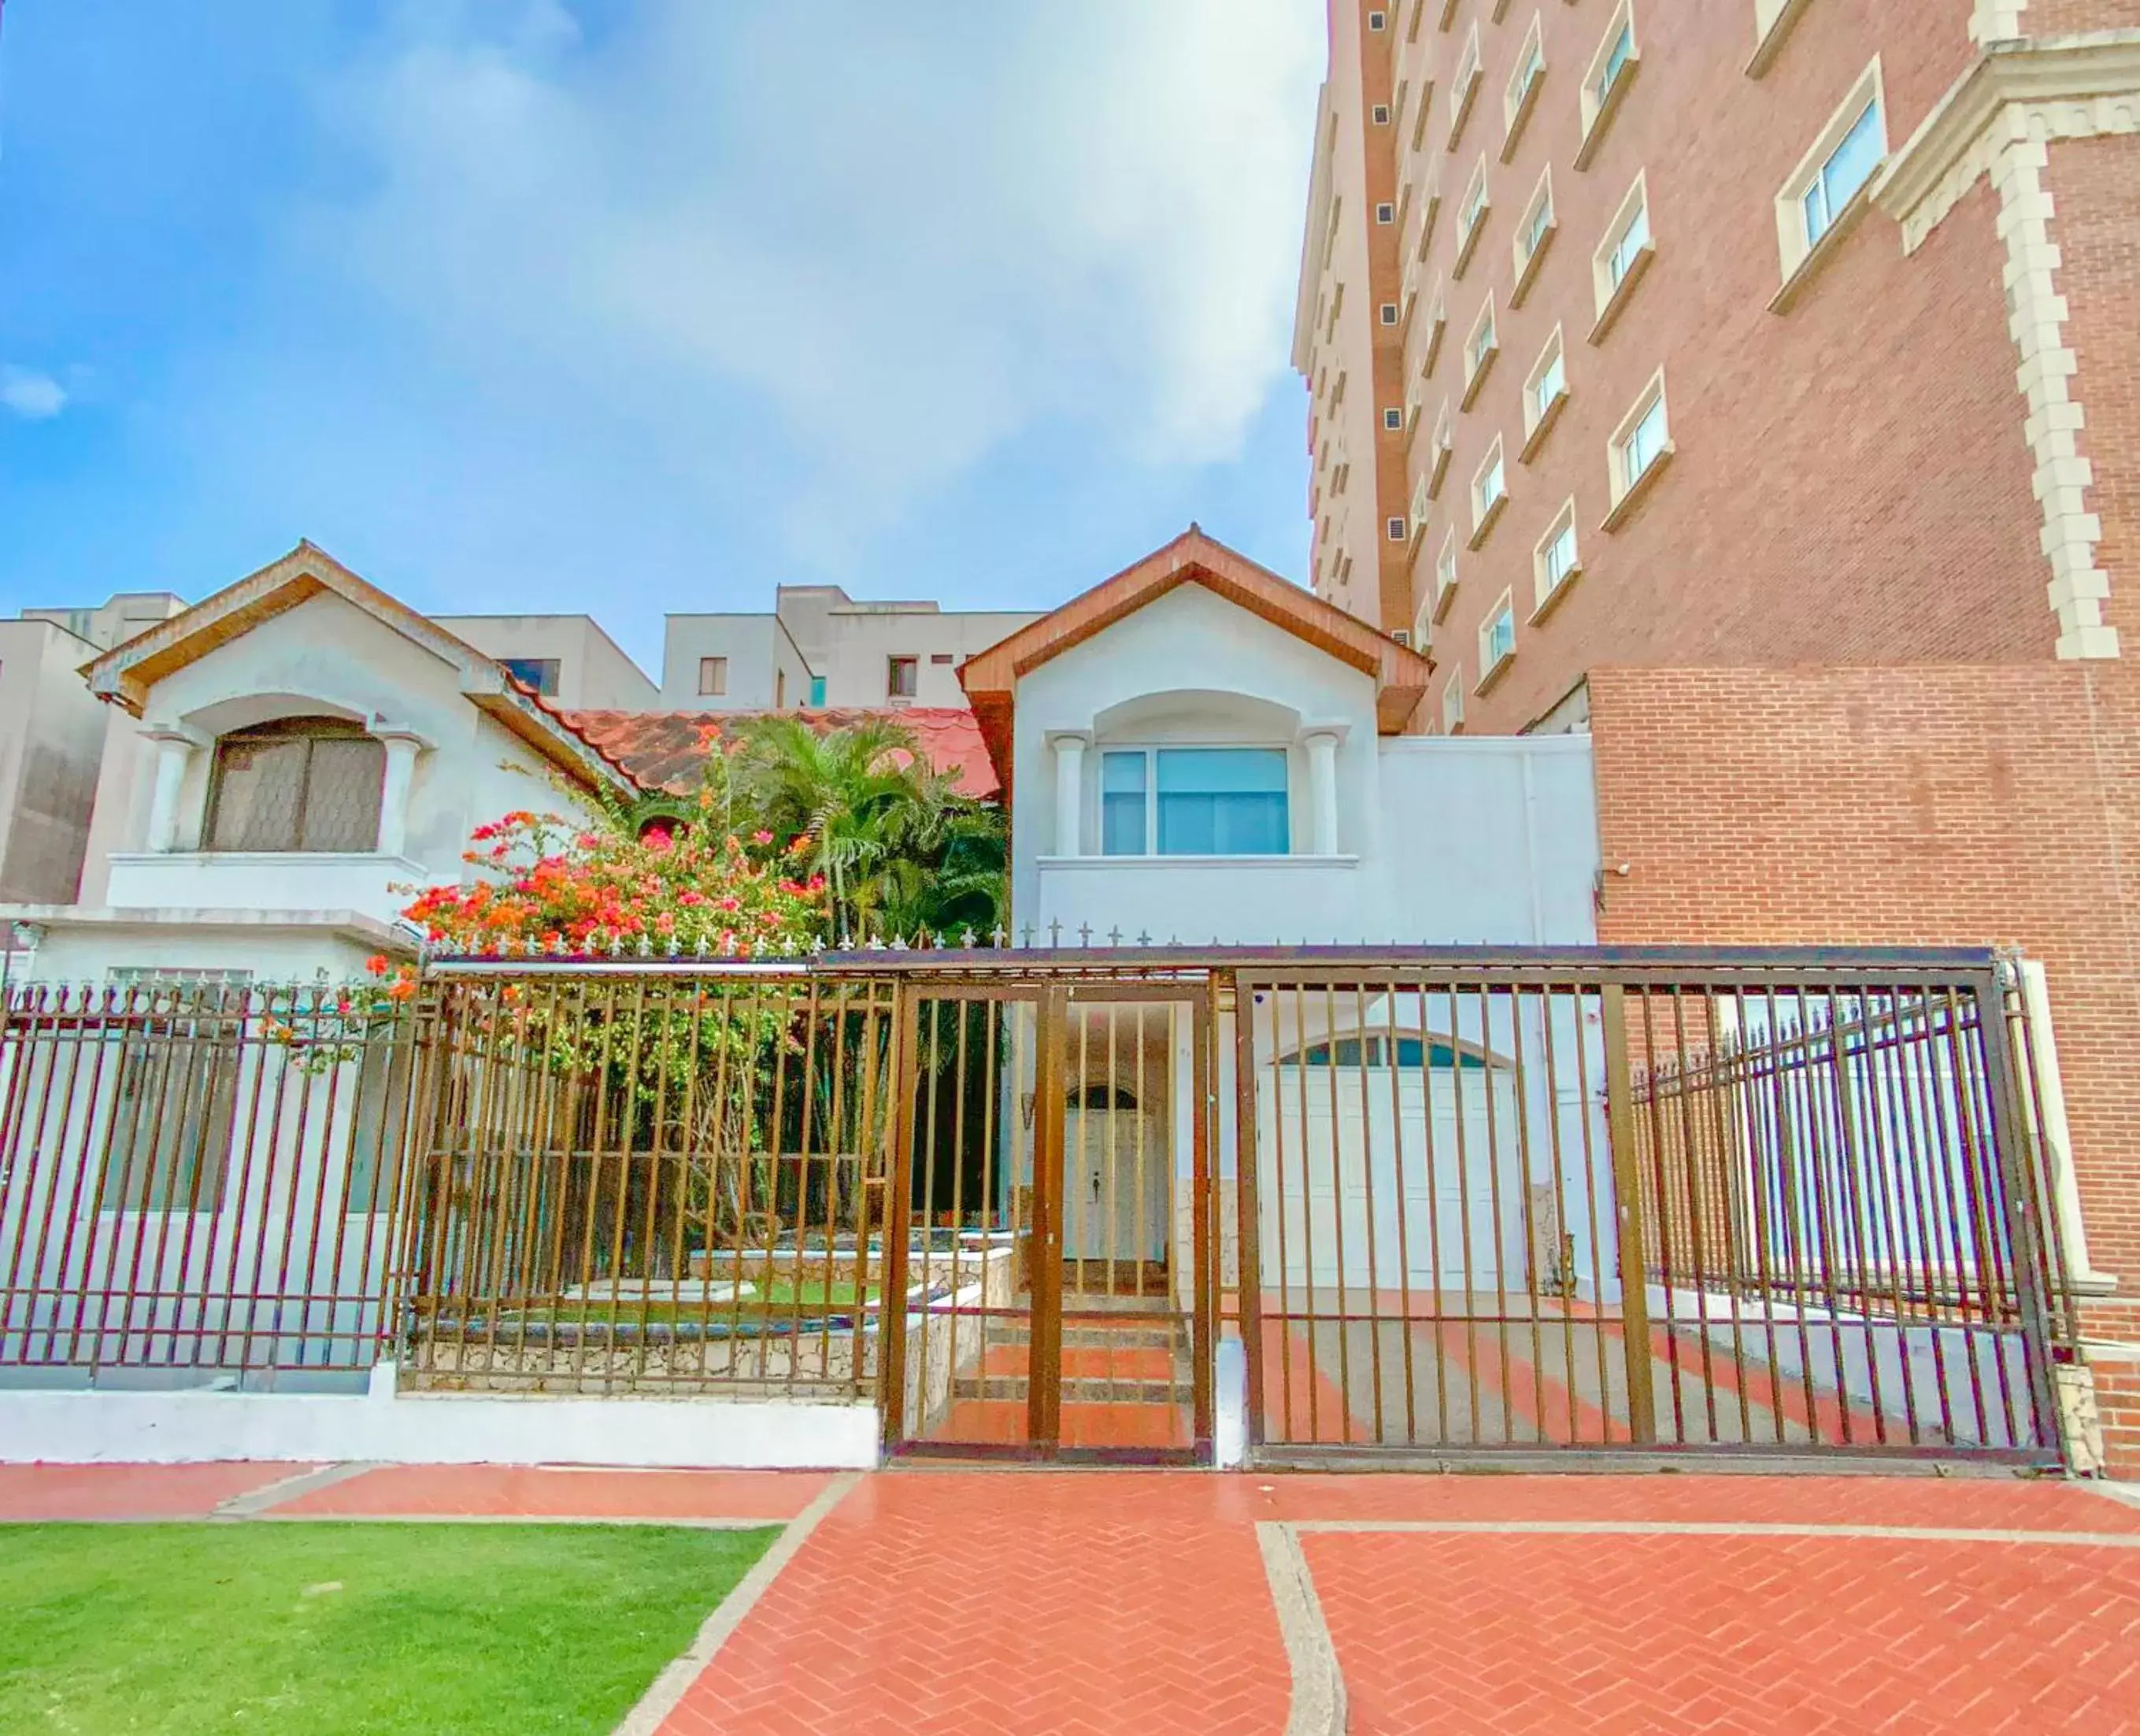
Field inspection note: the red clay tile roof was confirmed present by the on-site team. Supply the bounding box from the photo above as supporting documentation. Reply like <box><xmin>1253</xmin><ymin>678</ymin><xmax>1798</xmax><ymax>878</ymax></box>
<box><xmin>559</xmin><ymin>707</ymin><xmax>1002</xmax><ymax>801</ymax></box>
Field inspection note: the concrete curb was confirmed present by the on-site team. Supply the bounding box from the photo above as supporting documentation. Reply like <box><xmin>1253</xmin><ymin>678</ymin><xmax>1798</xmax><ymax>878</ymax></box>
<box><xmin>1256</xmin><ymin>1522</ymin><xmax>1347</xmax><ymax>1736</ymax></box>
<box><xmin>611</xmin><ymin>1470</ymin><xmax>863</xmax><ymax>1736</ymax></box>
<box><xmin>211</xmin><ymin>1460</ymin><xmax>381</xmax><ymax>1517</ymax></box>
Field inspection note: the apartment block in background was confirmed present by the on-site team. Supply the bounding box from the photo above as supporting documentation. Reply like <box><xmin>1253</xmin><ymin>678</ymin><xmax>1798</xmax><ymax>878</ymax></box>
<box><xmin>19</xmin><ymin>590</ymin><xmax>187</xmax><ymax>653</ymax></box>
<box><xmin>662</xmin><ymin>585</ymin><xmax>1039</xmax><ymax>713</ymax></box>
<box><xmin>431</xmin><ymin>614</ymin><xmax>660</xmax><ymax>709</ymax></box>
<box><xmin>1295</xmin><ymin>1</ymin><xmax>2140</xmax><ymax>734</ymax></box>
<box><xmin>0</xmin><ymin>617</ymin><xmax>118</xmax><ymax>905</ymax></box>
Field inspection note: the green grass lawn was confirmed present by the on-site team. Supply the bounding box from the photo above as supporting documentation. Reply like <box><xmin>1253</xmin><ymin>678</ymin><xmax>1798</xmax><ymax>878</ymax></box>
<box><xmin>0</xmin><ymin>1522</ymin><xmax>776</xmax><ymax>1736</ymax></box>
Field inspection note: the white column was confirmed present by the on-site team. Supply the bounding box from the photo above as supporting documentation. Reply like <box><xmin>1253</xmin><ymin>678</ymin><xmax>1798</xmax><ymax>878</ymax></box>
<box><xmin>1304</xmin><ymin>730</ymin><xmax>1340</xmax><ymax>856</ymax></box>
<box><xmin>1053</xmin><ymin>734</ymin><xmax>1088</xmax><ymax>857</ymax></box>
<box><xmin>374</xmin><ymin>730</ymin><xmax>428</xmax><ymax>858</ymax></box>
<box><xmin>143</xmin><ymin>729</ymin><xmax>197</xmax><ymax>853</ymax></box>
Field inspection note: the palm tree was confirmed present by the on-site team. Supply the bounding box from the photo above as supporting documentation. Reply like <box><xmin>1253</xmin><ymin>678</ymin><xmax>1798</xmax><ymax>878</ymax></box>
<box><xmin>727</xmin><ymin>717</ymin><xmax>1005</xmax><ymax>942</ymax></box>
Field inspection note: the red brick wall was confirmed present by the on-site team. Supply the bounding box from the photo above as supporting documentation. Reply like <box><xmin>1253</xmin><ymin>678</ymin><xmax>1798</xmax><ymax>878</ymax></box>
<box><xmin>1392</xmin><ymin>1</ymin><xmax>2060</xmax><ymax>731</ymax></box>
<box><xmin>1587</xmin><ymin>661</ymin><xmax>2140</xmax><ymax>1468</ymax></box>
<box><xmin>2046</xmin><ymin>131</ymin><xmax>2140</xmax><ymax>647</ymax></box>
<box><xmin>2024</xmin><ymin>1</ymin><xmax>2140</xmax><ymax>33</ymax></box>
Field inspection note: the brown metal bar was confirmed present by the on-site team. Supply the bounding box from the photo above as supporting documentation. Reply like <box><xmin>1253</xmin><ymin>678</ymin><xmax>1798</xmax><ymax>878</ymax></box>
<box><xmin>1600</xmin><ymin>984</ymin><xmax>1656</xmax><ymax>1445</ymax></box>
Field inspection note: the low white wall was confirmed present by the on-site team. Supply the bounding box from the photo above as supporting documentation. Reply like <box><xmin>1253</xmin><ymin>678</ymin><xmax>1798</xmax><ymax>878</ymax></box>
<box><xmin>0</xmin><ymin>1367</ymin><xmax>880</xmax><ymax>1469</ymax></box>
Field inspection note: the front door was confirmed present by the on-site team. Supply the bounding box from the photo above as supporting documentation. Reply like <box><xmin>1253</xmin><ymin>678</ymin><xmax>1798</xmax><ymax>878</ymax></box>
<box><xmin>883</xmin><ymin>979</ymin><xmax>1213</xmax><ymax>1462</ymax></box>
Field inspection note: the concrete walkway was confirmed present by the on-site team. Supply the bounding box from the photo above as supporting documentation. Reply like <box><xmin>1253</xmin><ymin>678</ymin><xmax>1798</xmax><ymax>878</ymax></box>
<box><xmin>4</xmin><ymin>1463</ymin><xmax>2138</xmax><ymax>1733</ymax></box>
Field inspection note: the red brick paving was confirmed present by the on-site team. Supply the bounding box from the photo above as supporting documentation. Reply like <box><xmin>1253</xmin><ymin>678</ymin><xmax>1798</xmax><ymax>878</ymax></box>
<box><xmin>272</xmin><ymin>1464</ymin><xmax>830</xmax><ymax>1520</ymax></box>
<box><xmin>0</xmin><ymin>1461</ymin><xmax>317</xmax><ymax>1520</ymax></box>
<box><xmin>658</xmin><ymin>1472</ymin><xmax>1289</xmax><ymax>1736</ymax></box>
<box><xmin>1309</xmin><ymin>1529</ymin><xmax>2140</xmax><ymax>1734</ymax></box>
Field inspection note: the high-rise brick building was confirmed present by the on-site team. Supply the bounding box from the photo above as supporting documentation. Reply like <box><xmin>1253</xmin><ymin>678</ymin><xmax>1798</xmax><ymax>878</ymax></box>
<box><xmin>1294</xmin><ymin>1</ymin><xmax>2140</xmax><ymax>735</ymax></box>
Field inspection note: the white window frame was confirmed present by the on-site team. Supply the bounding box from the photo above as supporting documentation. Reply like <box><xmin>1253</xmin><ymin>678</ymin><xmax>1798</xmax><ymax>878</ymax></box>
<box><xmin>1477</xmin><ymin>590</ymin><xmax>1517</xmax><ymax>691</ymax></box>
<box><xmin>1442</xmin><ymin>664</ymin><xmax>1468</xmax><ymax>732</ymax></box>
<box><xmin>1511</xmin><ymin>166</ymin><xmax>1557</xmax><ymax>307</ymax></box>
<box><xmin>1099</xmin><ymin>745</ymin><xmax>1295</xmax><ymax>860</ymax></box>
<box><xmin>1502</xmin><ymin>13</ymin><xmax>1547</xmax><ymax>162</ymax></box>
<box><xmin>1576</xmin><ymin>2</ymin><xmax>1639</xmax><ymax>171</ymax></box>
<box><xmin>1589</xmin><ymin>172</ymin><xmax>1654</xmax><ymax>342</ymax></box>
<box><xmin>1433</xmin><ymin>527</ymin><xmax>1461</xmax><ymax>623</ymax></box>
<box><xmin>1520</xmin><ymin>324</ymin><xmax>1568</xmax><ymax>460</ymax></box>
<box><xmin>1449</xmin><ymin>23</ymin><xmax>1484</xmax><ymax>148</ymax></box>
<box><xmin>1773</xmin><ymin>59</ymin><xmax>1888</xmax><ymax>299</ymax></box>
<box><xmin>1470</xmin><ymin>436</ymin><xmax>1509</xmax><ymax>549</ymax></box>
<box><xmin>1748</xmin><ymin>0</ymin><xmax>1814</xmax><ymax>78</ymax></box>
<box><xmin>1453</xmin><ymin>156</ymin><xmax>1491</xmax><ymax>277</ymax></box>
<box><xmin>1418</xmin><ymin>281</ymin><xmax>1449</xmax><ymax>376</ymax></box>
<box><xmin>1604</xmin><ymin>368</ymin><xmax>1672</xmax><ymax>527</ymax></box>
<box><xmin>1425</xmin><ymin>400</ymin><xmax>1455</xmax><ymax>496</ymax></box>
<box><xmin>1532</xmin><ymin>498</ymin><xmax>1583</xmax><ymax>616</ymax></box>
<box><xmin>1461</xmin><ymin>295</ymin><xmax>1499</xmax><ymax>409</ymax></box>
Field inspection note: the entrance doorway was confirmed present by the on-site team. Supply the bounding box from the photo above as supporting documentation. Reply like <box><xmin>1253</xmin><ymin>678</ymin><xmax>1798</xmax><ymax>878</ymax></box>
<box><xmin>883</xmin><ymin>979</ymin><xmax>1214</xmax><ymax>1462</ymax></box>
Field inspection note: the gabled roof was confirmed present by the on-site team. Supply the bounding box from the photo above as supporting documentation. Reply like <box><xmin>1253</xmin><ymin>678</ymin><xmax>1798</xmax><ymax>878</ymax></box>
<box><xmin>957</xmin><ymin>526</ymin><xmax>1432</xmax><ymax>795</ymax></box>
<box><xmin>80</xmin><ymin>542</ymin><xmax>637</xmax><ymax>798</ymax></box>
<box><xmin>564</xmin><ymin>707</ymin><xmax>1000</xmax><ymax>801</ymax></box>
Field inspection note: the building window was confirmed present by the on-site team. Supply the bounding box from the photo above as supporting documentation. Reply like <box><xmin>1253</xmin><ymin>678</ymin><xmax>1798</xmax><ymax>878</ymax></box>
<box><xmin>1450</xmin><ymin>24</ymin><xmax>1483</xmax><ymax>146</ymax></box>
<box><xmin>1512</xmin><ymin>168</ymin><xmax>1556</xmax><ymax>305</ymax></box>
<box><xmin>500</xmin><ymin>657</ymin><xmax>560</xmax><ymax>697</ymax></box>
<box><xmin>1775</xmin><ymin>61</ymin><xmax>1888</xmax><ymax>288</ymax></box>
<box><xmin>1387</xmin><ymin>515</ymin><xmax>1409</xmax><ymax>541</ymax></box>
<box><xmin>1442</xmin><ymin>667</ymin><xmax>1467</xmax><ymax>733</ymax></box>
<box><xmin>1368</xmin><ymin>8</ymin><xmax>1387</xmax><ymax>28</ymax></box>
<box><xmin>931</xmin><ymin>652</ymin><xmax>955</xmax><ymax>664</ymax></box>
<box><xmin>1590</xmin><ymin>173</ymin><xmax>1654</xmax><ymax>340</ymax></box>
<box><xmin>1577</xmin><ymin>3</ymin><xmax>1640</xmax><ymax>168</ymax></box>
<box><xmin>1433</xmin><ymin>527</ymin><xmax>1461</xmax><ymax>622</ymax></box>
<box><xmin>888</xmin><ymin>656</ymin><xmax>919</xmax><ymax>698</ymax></box>
<box><xmin>1471</xmin><ymin>437</ymin><xmax>1509</xmax><ymax>547</ymax></box>
<box><xmin>1479</xmin><ymin>592</ymin><xmax>1517</xmax><ymax>685</ymax></box>
<box><xmin>205</xmin><ymin>718</ymin><xmax>385</xmax><ymax>854</ymax></box>
<box><xmin>776</xmin><ymin>669</ymin><xmax>787</xmax><ymax>709</ymax></box>
<box><xmin>1534</xmin><ymin>498</ymin><xmax>1582</xmax><ymax>611</ymax></box>
<box><xmin>1454</xmin><ymin>157</ymin><xmax>1490</xmax><ymax>275</ymax></box>
<box><xmin>1372</xmin><ymin>102</ymin><xmax>1392</xmax><ymax>124</ymax></box>
<box><xmin>1461</xmin><ymin>296</ymin><xmax>1498</xmax><ymax>409</ymax></box>
<box><xmin>1504</xmin><ymin>17</ymin><xmax>1546</xmax><ymax>156</ymax></box>
<box><xmin>1101</xmin><ymin>747</ymin><xmax>1290</xmax><ymax>857</ymax></box>
<box><xmin>1523</xmin><ymin>326</ymin><xmax>1568</xmax><ymax>457</ymax></box>
<box><xmin>1606</xmin><ymin>371</ymin><xmax>1673</xmax><ymax>524</ymax></box>
<box><xmin>1379</xmin><ymin>302</ymin><xmax>1400</xmax><ymax>326</ymax></box>
<box><xmin>1383</xmin><ymin>405</ymin><xmax>1405</xmax><ymax>431</ymax></box>
<box><xmin>808</xmin><ymin>676</ymin><xmax>827</xmax><ymax>708</ymax></box>
<box><xmin>698</xmin><ymin>655</ymin><xmax>728</xmax><ymax>696</ymax></box>
<box><xmin>1375</xmin><ymin>202</ymin><xmax>1397</xmax><ymax>224</ymax></box>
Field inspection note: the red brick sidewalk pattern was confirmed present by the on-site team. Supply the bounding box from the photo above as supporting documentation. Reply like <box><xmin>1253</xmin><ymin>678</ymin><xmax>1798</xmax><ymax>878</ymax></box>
<box><xmin>0</xmin><ymin>1461</ymin><xmax>317</xmax><ymax>1520</ymax></box>
<box><xmin>1309</xmin><ymin>1529</ymin><xmax>2140</xmax><ymax>1734</ymax></box>
<box><xmin>272</xmin><ymin>1464</ymin><xmax>831</xmax><ymax>1520</ymax></box>
<box><xmin>657</xmin><ymin>1472</ymin><xmax>1290</xmax><ymax>1736</ymax></box>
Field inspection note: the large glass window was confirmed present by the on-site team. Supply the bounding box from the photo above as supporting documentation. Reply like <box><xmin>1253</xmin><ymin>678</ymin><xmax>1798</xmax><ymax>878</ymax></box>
<box><xmin>1803</xmin><ymin>98</ymin><xmax>1883</xmax><ymax>244</ymax></box>
<box><xmin>1101</xmin><ymin>752</ymin><xmax>1148</xmax><ymax>855</ymax></box>
<box><xmin>1101</xmin><ymin>747</ymin><xmax>1290</xmax><ymax>857</ymax></box>
<box><xmin>205</xmin><ymin>718</ymin><xmax>384</xmax><ymax>853</ymax></box>
<box><xmin>499</xmin><ymin>657</ymin><xmax>560</xmax><ymax>696</ymax></box>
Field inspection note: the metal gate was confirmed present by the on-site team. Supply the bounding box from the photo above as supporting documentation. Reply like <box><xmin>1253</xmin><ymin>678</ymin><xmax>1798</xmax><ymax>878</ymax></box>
<box><xmin>880</xmin><ymin>974</ymin><xmax>1214</xmax><ymax>1462</ymax></box>
<box><xmin>1230</xmin><ymin>951</ymin><xmax>2069</xmax><ymax>1463</ymax></box>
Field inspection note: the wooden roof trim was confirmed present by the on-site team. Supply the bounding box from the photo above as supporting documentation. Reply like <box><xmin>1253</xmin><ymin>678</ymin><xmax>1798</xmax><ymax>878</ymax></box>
<box><xmin>81</xmin><ymin>541</ymin><xmax>635</xmax><ymax>797</ymax></box>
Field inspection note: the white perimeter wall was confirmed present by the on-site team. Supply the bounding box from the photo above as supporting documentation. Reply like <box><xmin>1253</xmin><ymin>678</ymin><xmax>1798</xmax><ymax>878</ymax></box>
<box><xmin>0</xmin><ymin>1371</ymin><xmax>879</xmax><ymax>1469</ymax></box>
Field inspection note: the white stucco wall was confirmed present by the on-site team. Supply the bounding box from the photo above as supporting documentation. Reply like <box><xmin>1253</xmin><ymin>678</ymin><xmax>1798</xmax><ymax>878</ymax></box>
<box><xmin>1010</xmin><ymin>583</ymin><xmax>1601</xmax><ymax>948</ymax></box>
<box><xmin>659</xmin><ymin>616</ymin><xmax>809</xmax><ymax>711</ymax></box>
<box><xmin>64</xmin><ymin>590</ymin><xmax>601</xmax><ymax>934</ymax></box>
<box><xmin>0</xmin><ymin>621</ymin><xmax>107</xmax><ymax>904</ymax></box>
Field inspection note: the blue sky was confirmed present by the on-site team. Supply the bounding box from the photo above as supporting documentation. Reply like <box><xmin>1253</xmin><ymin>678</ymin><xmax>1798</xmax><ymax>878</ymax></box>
<box><xmin>0</xmin><ymin>0</ymin><xmax>1323</xmax><ymax>674</ymax></box>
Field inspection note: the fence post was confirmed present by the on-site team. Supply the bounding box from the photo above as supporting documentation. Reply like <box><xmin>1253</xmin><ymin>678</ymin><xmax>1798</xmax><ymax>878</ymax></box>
<box><xmin>1979</xmin><ymin>962</ymin><xmax>2065</xmax><ymax>1460</ymax></box>
<box><xmin>1601</xmin><ymin>985</ymin><xmax>1657</xmax><ymax>1445</ymax></box>
<box><xmin>876</xmin><ymin>983</ymin><xmax>920</xmax><ymax>1451</ymax></box>
<box><xmin>1228</xmin><ymin>972</ymin><xmax>1267</xmax><ymax>1452</ymax></box>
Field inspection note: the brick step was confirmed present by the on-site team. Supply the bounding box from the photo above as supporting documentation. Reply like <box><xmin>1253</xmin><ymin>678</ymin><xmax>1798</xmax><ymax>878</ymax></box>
<box><xmin>953</xmin><ymin>1375</ymin><xmax>1187</xmax><ymax>1405</ymax></box>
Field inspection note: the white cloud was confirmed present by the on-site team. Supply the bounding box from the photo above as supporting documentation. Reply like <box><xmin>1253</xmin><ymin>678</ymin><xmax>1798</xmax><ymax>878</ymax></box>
<box><xmin>304</xmin><ymin>0</ymin><xmax>1322</xmax><ymax>559</ymax></box>
<box><xmin>0</xmin><ymin>367</ymin><xmax>67</xmax><ymax>420</ymax></box>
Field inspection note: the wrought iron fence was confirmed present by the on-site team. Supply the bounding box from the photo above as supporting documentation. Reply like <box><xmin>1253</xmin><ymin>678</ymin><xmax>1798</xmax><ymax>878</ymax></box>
<box><xmin>0</xmin><ymin>979</ymin><xmax>411</xmax><ymax>1382</ymax></box>
<box><xmin>1231</xmin><ymin>950</ymin><xmax>2067</xmax><ymax>1462</ymax></box>
<box><xmin>394</xmin><ymin>969</ymin><xmax>903</xmax><ymax>1398</ymax></box>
